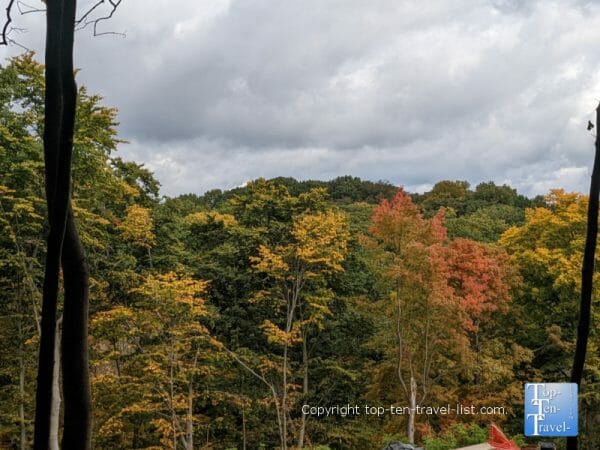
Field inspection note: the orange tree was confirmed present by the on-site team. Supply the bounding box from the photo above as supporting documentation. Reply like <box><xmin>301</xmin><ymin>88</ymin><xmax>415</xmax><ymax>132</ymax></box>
<box><xmin>365</xmin><ymin>189</ymin><xmax>522</xmax><ymax>444</ymax></box>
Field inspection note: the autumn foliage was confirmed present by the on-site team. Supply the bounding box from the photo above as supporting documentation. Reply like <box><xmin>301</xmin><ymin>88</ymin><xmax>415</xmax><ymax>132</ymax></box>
<box><xmin>365</xmin><ymin>189</ymin><xmax>520</xmax><ymax>443</ymax></box>
<box><xmin>2</xmin><ymin>55</ymin><xmax>600</xmax><ymax>449</ymax></box>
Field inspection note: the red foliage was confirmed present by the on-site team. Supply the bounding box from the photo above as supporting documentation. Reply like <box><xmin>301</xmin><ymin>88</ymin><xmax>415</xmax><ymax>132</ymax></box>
<box><xmin>370</xmin><ymin>189</ymin><xmax>515</xmax><ymax>333</ymax></box>
<box><xmin>445</xmin><ymin>239</ymin><xmax>513</xmax><ymax>331</ymax></box>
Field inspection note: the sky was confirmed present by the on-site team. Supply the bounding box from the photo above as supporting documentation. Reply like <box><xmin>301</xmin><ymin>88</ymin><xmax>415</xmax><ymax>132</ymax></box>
<box><xmin>3</xmin><ymin>0</ymin><xmax>600</xmax><ymax>198</ymax></box>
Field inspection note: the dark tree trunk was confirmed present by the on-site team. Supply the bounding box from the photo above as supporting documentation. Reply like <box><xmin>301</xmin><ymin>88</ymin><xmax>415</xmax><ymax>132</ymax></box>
<box><xmin>34</xmin><ymin>0</ymin><xmax>91</xmax><ymax>448</ymax></box>
<box><xmin>61</xmin><ymin>207</ymin><xmax>92</xmax><ymax>448</ymax></box>
<box><xmin>34</xmin><ymin>0</ymin><xmax>72</xmax><ymax>446</ymax></box>
<box><xmin>567</xmin><ymin>102</ymin><xmax>600</xmax><ymax>450</ymax></box>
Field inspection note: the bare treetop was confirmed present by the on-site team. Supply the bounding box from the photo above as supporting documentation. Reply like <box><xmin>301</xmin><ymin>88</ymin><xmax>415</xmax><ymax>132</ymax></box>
<box><xmin>1</xmin><ymin>0</ymin><xmax>125</xmax><ymax>47</ymax></box>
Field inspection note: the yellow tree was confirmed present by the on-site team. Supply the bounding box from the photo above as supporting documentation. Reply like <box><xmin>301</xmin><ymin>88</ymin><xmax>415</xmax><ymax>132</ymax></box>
<box><xmin>250</xmin><ymin>210</ymin><xmax>349</xmax><ymax>449</ymax></box>
<box><xmin>118</xmin><ymin>204</ymin><xmax>156</xmax><ymax>267</ymax></box>
<box><xmin>500</xmin><ymin>189</ymin><xmax>589</xmax><ymax>374</ymax></box>
<box><xmin>92</xmin><ymin>272</ymin><xmax>218</xmax><ymax>449</ymax></box>
<box><xmin>500</xmin><ymin>190</ymin><xmax>600</xmax><ymax>445</ymax></box>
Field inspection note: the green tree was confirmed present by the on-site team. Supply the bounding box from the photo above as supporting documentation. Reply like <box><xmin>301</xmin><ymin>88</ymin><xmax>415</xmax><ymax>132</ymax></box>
<box><xmin>249</xmin><ymin>209</ymin><xmax>350</xmax><ymax>449</ymax></box>
<box><xmin>417</xmin><ymin>180</ymin><xmax>471</xmax><ymax>217</ymax></box>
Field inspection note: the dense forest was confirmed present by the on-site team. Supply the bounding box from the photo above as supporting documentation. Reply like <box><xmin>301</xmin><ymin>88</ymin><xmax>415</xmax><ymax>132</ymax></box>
<box><xmin>1</xmin><ymin>54</ymin><xmax>599</xmax><ymax>449</ymax></box>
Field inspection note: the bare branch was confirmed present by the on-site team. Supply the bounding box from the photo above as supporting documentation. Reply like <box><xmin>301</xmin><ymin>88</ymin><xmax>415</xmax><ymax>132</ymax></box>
<box><xmin>3</xmin><ymin>0</ymin><xmax>126</xmax><ymax>46</ymax></box>
<box><xmin>221</xmin><ymin>344</ymin><xmax>274</xmax><ymax>391</ymax></box>
<box><xmin>2</xmin><ymin>25</ymin><xmax>30</xmax><ymax>51</ymax></box>
<box><xmin>75</xmin><ymin>0</ymin><xmax>125</xmax><ymax>38</ymax></box>
<box><xmin>93</xmin><ymin>29</ymin><xmax>125</xmax><ymax>38</ymax></box>
<box><xmin>74</xmin><ymin>0</ymin><xmax>103</xmax><ymax>26</ymax></box>
<box><xmin>1</xmin><ymin>0</ymin><xmax>16</xmax><ymax>46</ymax></box>
<box><xmin>17</xmin><ymin>1</ymin><xmax>45</xmax><ymax>15</ymax></box>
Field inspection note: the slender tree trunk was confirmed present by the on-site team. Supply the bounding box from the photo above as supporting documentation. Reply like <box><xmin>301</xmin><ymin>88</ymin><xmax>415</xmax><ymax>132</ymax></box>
<box><xmin>297</xmin><ymin>329</ymin><xmax>309</xmax><ymax>448</ymax></box>
<box><xmin>395</xmin><ymin>278</ymin><xmax>413</xmax><ymax>444</ymax></box>
<box><xmin>282</xmin><ymin>341</ymin><xmax>288</xmax><ymax>450</ymax></box>
<box><xmin>147</xmin><ymin>247</ymin><xmax>153</xmax><ymax>269</ymax></box>
<box><xmin>114</xmin><ymin>342</ymin><xmax>121</xmax><ymax>377</ymax></box>
<box><xmin>238</xmin><ymin>376</ymin><xmax>247</xmax><ymax>450</ymax></box>
<box><xmin>19</xmin><ymin>357</ymin><xmax>26</xmax><ymax>450</ymax></box>
<box><xmin>50</xmin><ymin>317</ymin><xmax>62</xmax><ymax>450</ymax></box>
<box><xmin>281</xmin><ymin>289</ymin><xmax>297</xmax><ymax>450</ymax></box>
<box><xmin>34</xmin><ymin>0</ymin><xmax>77</xmax><ymax>446</ymax></box>
<box><xmin>274</xmin><ymin>392</ymin><xmax>285</xmax><ymax>450</ymax></box>
<box><xmin>184</xmin><ymin>381</ymin><xmax>194</xmax><ymax>450</ymax></box>
<box><xmin>170</xmin><ymin>350</ymin><xmax>177</xmax><ymax>450</ymax></box>
<box><xmin>132</xmin><ymin>427</ymin><xmax>139</xmax><ymax>449</ymax></box>
<box><xmin>407</xmin><ymin>375</ymin><xmax>416</xmax><ymax>445</ymax></box>
<box><xmin>242</xmin><ymin>402</ymin><xmax>247</xmax><ymax>450</ymax></box>
<box><xmin>61</xmin><ymin>207</ymin><xmax>92</xmax><ymax>449</ymax></box>
<box><xmin>18</xmin><ymin>314</ymin><xmax>27</xmax><ymax>450</ymax></box>
<box><xmin>474</xmin><ymin>320</ymin><xmax>481</xmax><ymax>385</ymax></box>
<box><xmin>567</xmin><ymin>103</ymin><xmax>600</xmax><ymax>450</ymax></box>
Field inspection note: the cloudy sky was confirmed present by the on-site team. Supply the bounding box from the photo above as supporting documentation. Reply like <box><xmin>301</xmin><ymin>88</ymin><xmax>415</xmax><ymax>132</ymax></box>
<box><xmin>4</xmin><ymin>0</ymin><xmax>600</xmax><ymax>197</ymax></box>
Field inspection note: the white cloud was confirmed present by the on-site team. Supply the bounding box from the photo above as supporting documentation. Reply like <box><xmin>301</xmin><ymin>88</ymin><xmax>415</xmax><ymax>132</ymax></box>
<box><xmin>3</xmin><ymin>0</ymin><xmax>600</xmax><ymax>197</ymax></box>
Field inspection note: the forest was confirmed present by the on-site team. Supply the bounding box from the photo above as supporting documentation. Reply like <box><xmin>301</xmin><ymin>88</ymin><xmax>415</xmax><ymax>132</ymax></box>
<box><xmin>0</xmin><ymin>54</ymin><xmax>599</xmax><ymax>449</ymax></box>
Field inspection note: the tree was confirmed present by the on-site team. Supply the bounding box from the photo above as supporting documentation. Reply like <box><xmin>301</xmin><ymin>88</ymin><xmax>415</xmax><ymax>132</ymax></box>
<box><xmin>445</xmin><ymin>204</ymin><xmax>526</xmax><ymax>243</ymax></box>
<box><xmin>471</xmin><ymin>182</ymin><xmax>529</xmax><ymax>209</ymax></box>
<box><xmin>417</xmin><ymin>180</ymin><xmax>471</xmax><ymax>217</ymax></box>
<box><xmin>567</xmin><ymin>103</ymin><xmax>600</xmax><ymax>450</ymax></box>
<box><xmin>2</xmin><ymin>2</ymin><xmax>125</xmax><ymax>447</ymax></box>
<box><xmin>249</xmin><ymin>208</ymin><xmax>349</xmax><ymax>449</ymax></box>
<box><xmin>0</xmin><ymin>51</ymin><xmax>149</xmax><ymax>448</ymax></box>
<box><xmin>500</xmin><ymin>190</ymin><xmax>588</xmax><ymax>376</ymax></box>
<box><xmin>443</xmin><ymin>238</ymin><xmax>528</xmax><ymax>423</ymax></box>
<box><xmin>92</xmin><ymin>272</ymin><xmax>218</xmax><ymax>449</ymax></box>
<box><xmin>501</xmin><ymin>190</ymin><xmax>600</xmax><ymax>446</ymax></box>
<box><xmin>365</xmin><ymin>189</ymin><xmax>455</xmax><ymax>444</ymax></box>
<box><xmin>366</xmin><ymin>189</ymin><xmax>520</xmax><ymax>445</ymax></box>
<box><xmin>0</xmin><ymin>184</ymin><xmax>43</xmax><ymax>449</ymax></box>
<box><xmin>212</xmin><ymin>179</ymin><xmax>351</xmax><ymax>448</ymax></box>
<box><xmin>118</xmin><ymin>204</ymin><xmax>156</xmax><ymax>267</ymax></box>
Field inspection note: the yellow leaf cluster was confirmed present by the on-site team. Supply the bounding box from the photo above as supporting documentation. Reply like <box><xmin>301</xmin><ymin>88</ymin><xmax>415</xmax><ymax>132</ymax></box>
<box><xmin>250</xmin><ymin>244</ymin><xmax>289</xmax><ymax>276</ymax></box>
<box><xmin>251</xmin><ymin>211</ymin><xmax>349</xmax><ymax>279</ymax></box>
<box><xmin>500</xmin><ymin>189</ymin><xmax>591</xmax><ymax>297</ymax></box>
<box><xmin>185</xmin><ymin>210</ymin><xmax>238</xmax><ymax>228</ymax></box>
<box><xmin>292</xmin><ymin>211</ymin><xmax>349</xmax><ymax>272</ymax></box>
<box><xmin>118</xmin><ymin>204</ymin><xmax>156</xmax><ymax>249</ymax></box>
<box><xmin>260</xmin><ymin>320</ymin><xmax>302</xmax><ymax>347</ymax></box>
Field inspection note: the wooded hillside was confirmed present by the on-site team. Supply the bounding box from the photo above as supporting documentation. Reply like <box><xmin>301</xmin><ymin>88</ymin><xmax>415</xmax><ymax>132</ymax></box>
<box><xmin>0</xmin><ymin>54</ymin><xmax>598</xmax><ymax>449</ymax></box>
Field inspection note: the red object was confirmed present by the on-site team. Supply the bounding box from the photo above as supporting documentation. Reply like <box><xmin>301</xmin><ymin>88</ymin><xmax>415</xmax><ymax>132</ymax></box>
<box><xmin>488</xmin><ymin>423</ymin><xmax>520</xmax><ymax>450</ymax></box>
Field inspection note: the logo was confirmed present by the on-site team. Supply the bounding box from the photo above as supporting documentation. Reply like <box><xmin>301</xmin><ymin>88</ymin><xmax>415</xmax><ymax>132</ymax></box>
<box><xmin>524</xmin><ymin>383</ymin><xmax>577</xmax><ymax>437</ymax></box>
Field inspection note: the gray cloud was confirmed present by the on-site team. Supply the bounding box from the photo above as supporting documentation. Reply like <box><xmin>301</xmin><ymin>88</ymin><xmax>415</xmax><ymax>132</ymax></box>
<box><xmin>3</xmin><ymin>0</ymin><xmax>600</xmax><ymax>197</ymax></box>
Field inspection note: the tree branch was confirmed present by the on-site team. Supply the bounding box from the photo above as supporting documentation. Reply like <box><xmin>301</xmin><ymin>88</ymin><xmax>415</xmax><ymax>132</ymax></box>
<box><xmin>17</xmin><ymin>1</ymin><xmax>45</xmax><ymax>16</ymax></box>
<box><xmin>1</xmin><ymin>0</ymin><xmax>16</xmax><ymax>45</ymax></box>
<box><xmin>2</xmin><ymin>0</ymin><xmax>126</xmax><ymax>45</ymax></box>
<box><xmin>75</xmin><ymin>0</ymin><xmax>125</xmax><ymax>38</ymax></box>
<box><xmin>74</xmin><ymin>0</ymin><xmax>103</xmax><ymax>25</ymax></box>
